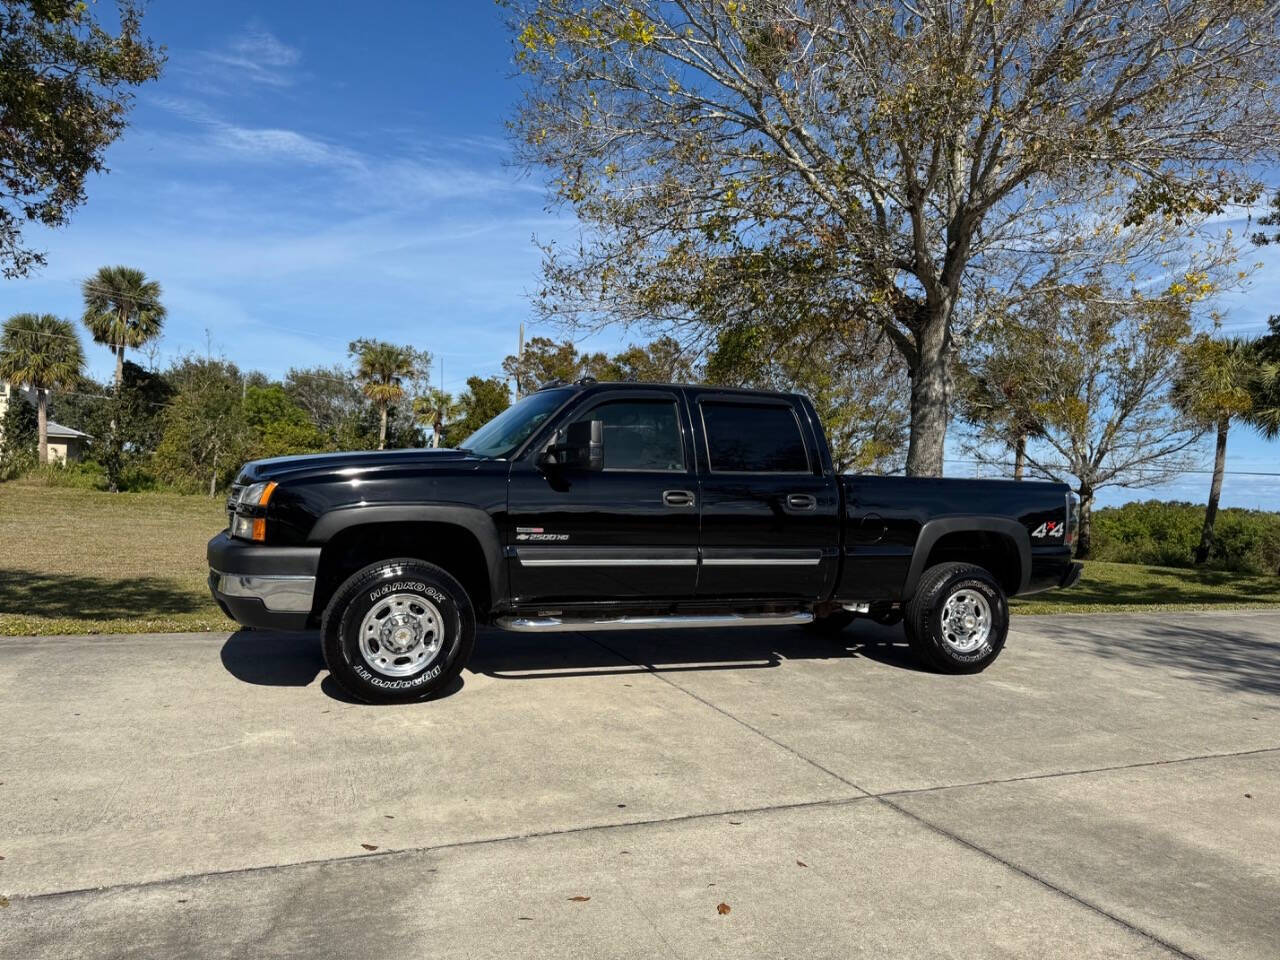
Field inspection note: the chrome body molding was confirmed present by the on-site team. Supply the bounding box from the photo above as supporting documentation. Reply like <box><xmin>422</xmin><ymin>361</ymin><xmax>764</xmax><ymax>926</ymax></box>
<box><xmin>209</xmin><ymin>569</ymin><xmax>315</xmax><ymax>613</ymax></box>
<box><xmin>512</xmin><ymin>547</ymin><xmax>822</xmax><ymax>568</ymax></box>
<box><xmin>517</xmin><ymin>558</ymin><xmax>696</xmax><ymax>567</ymax></box>
<box><xmin>495</xmin><ymin>611</ymin><xmax>813</xmax><ymax>632</ymax></box>
<box><xmin>700</xmin><ymin>556</ymin><xmax>821</xmax><ymax>567</ymax></box>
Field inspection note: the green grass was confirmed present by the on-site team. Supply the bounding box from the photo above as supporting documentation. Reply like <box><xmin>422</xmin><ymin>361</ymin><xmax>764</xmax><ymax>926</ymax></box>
<box><xmin>0</xmin><ymin>481</ymin><xmax>229</xmax><ymax>636</ymax></box>
<box><xmin>1012</xmin><ymin>560</ymin><xmax>1280</xmax><ymax>614</ymax></box>
<box><xmin>1</xmin><ymin>482</ymin><xmax>1277</xmax><ymax>635</ymax></box>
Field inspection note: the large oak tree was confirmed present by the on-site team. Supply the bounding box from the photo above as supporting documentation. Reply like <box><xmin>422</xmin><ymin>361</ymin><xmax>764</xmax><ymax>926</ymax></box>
<box><xmin>507</xmin><ymin>0</ymin><xmax>1280</xmax><ymax>475</ymax></box>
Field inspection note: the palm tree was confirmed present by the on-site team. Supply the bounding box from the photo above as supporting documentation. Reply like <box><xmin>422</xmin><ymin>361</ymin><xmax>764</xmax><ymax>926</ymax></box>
<box><xmin>1172</xmin><ymin>335</ymin><xmax>1260</xmax><ymax>565</ymax></box>
<box><xmin>0</xmin><ymin>314</ymin><xmax>85</xmax><ymax>464</ymax></box>
<box><xmin>81</xmin><ymin>266</ymin><xmax>166</xmax><ymax>390</ymax></box>
<box><xmin>350</xmin><ymin>339</ymin><xmax>416</xmax><ymax>449</ymax></box>
<box><xmin>413</xmin><ymin>388</ymin><xmax>459</xmax><ymax>448</ymax></box>
<box><xmin>1248</xmin><ymin>360</ymin><xmax>1280</xmax><ymax>439</ymax></box>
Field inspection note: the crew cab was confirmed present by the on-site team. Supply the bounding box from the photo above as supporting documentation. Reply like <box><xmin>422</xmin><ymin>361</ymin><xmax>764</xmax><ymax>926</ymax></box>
<box><xmin>208</xmin><ymin>380</ymin><xmax>1081</xmax><ymax>703</ymax></box>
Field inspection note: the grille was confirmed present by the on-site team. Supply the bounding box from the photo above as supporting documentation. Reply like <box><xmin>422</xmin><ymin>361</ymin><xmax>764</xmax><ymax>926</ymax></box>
<box><xmin>226</xmin><ymin>485</ymin><xmax>243</xmax><ymax>529</ymax></box>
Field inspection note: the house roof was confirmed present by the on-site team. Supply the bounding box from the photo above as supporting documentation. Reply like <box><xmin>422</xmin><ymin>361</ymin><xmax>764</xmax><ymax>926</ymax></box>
<box><xmin>45</xmin><ymin>421</ymin><xmax>91</xmax><ymax>440</ymax></box>
<box><xmin>3</xmin><ymin>381</ymin><xmax>92</xmax><ymax>439</ymax></box>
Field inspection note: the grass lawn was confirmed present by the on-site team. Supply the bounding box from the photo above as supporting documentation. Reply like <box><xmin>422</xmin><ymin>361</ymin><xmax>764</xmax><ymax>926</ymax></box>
<box><xmin>1</xmin><ymin>481</ymin><xmax>229</xmax><ymax>636</ymax></box>
<box><xmin>1</xmin><ymin>481</ymin><xmax>1277</xmax><ymax>635</ymax></box>
<box><xmin>1012</xmin><ymin>560</ymin><xmax>1280</xmax><ymax>614</ymax></box>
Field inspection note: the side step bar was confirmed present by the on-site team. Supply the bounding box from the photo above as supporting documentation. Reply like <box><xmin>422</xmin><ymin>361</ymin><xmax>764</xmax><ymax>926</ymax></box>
<box><xmin>495</xmin><ymin>611</ymin><xmax>813</xmax><ymax>632</ymax></box>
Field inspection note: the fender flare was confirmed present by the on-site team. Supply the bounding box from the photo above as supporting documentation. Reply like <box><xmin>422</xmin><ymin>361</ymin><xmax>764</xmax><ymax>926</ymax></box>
<box><xmin>902</xmin><ymin>515</ymin><xmax>1031</xmax><ymax>601</ymax></box>
<box><xmin>309</xmin><ymin>502</ymin><xmax>507</xmax><ymax>608</ymax></box>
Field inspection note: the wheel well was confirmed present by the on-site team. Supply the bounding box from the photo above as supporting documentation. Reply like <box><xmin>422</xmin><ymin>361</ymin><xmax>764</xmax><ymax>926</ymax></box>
<box><xmin>312</xmin><ymin>522</ymin><xmax>492</xmax><ymax>624</ymax></box>
<box><xmin>924</xmin><ymin>530</ymin><xmax>1022</xmax><ymax>596</ymax></box>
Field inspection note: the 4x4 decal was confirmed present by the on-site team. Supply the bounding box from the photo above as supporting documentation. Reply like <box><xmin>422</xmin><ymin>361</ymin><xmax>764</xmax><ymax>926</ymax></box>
<box><xmin>1031</xmin><ymin>521</ymin><xmax>1064</xmax><ymax>539</ymax></box>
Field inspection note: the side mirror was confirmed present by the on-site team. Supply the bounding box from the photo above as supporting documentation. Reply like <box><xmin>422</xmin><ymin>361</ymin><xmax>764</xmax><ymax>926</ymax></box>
<box><xmin>538</xmin><ymin>419</ymin><xmax>604</xmax><ymax>471</ymax></box>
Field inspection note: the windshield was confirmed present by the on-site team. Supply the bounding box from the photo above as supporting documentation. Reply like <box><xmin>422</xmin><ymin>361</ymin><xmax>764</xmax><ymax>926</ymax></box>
<box><xmin>460</xmin><ymin>388</ymin><xmax>573</xmax><ymax>459</ymax></box>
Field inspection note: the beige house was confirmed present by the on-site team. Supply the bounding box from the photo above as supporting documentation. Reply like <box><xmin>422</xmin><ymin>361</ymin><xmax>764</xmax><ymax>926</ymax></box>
<box><xmin>0</xmin><ymin>380</ymin><xmax>92</xmax><ymax>464</ymax></box>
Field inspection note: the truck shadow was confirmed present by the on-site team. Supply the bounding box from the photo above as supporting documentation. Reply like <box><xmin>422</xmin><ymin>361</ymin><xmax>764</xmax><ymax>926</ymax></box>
<box><xmin>468</xmin><ymin>619</ymin><xmax>922</xmax><ymax>680</ymax></box>
<box><xmin>219</xmin><ymin>629</ymin><xmax>466</xmax><ymax>703</ymax></box>
<box><xmin>217</xmin><ymin>621</ymin><xmax>919</xmax><ymax>697</ymax></box>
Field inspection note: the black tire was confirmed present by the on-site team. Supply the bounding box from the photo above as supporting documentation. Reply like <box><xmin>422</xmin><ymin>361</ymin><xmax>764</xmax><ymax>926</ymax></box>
<box><xmin>805</xmin><ymin>610</ymin><xmax>856</xmax><ymax>635</ymax></box>
<box><xmin>322</xmin><ymin>558</ymin><xmax>475</xmax><ymax>704</ymax></box>
<box><xmin>903</xmin><ymin>562</ymin><xmax>1008</xmax><ymax>674</ymax></box>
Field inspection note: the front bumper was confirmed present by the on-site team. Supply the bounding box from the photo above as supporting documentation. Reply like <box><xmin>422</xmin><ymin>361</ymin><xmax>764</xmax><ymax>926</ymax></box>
<box><xmin>207</xmin><ymin>531</ymin><xmax>321</xmax><ymax>631</ymax></box>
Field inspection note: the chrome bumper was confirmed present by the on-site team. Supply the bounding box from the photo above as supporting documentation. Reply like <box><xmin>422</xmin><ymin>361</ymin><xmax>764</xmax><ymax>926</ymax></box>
<box><xmin>209</xmin><ymin>568</ymin><xmax>315</xmax><ymax>613</ymax></box>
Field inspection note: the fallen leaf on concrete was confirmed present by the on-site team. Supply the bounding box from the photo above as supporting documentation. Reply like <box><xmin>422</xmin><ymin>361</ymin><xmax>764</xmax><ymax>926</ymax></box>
<box><xmin>360</xmin><ymin>843</ymin><xmax>379</xmax><ymax>851</ymax></box>
<box><xmin>717</xmin><ymin>902</ymin><xmax>731</xmax><ymax>915</ymax></box>
<box><xmin>0</xmin><ymin>897</ymin><xmax>8</xmax><ymax>908</ymax></box>
<box><xmin>567</xmin><ymin>896</ymin><xmax>591</xmax><ymax>902</ymax></box>
<box><xmin>796</xmin><ymin>860</ymin><xmax>808</xmax><ymax>867</ymax></box>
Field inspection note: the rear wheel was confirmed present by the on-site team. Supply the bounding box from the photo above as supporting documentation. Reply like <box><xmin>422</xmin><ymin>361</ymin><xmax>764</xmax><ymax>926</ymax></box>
<box><xmin>904</xmin><ymin>562</ymin><xmax>1008</xmax><ymax>674</ymax></box>
<box><xmin>322</xmin><ymin>559</ymin><xmax>475</xmax><ymax>704</ymax></box>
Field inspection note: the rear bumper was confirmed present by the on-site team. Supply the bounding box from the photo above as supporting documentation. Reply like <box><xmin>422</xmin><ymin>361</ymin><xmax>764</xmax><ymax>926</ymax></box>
<box><xmin>207</xmin><ymin>532</ymin><xmax>320</xmax><ymax>631</ymax></box>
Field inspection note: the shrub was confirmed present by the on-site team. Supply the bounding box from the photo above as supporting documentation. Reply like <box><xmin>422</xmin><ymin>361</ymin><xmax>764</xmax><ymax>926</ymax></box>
<box><xmin>1092</xmin><ymin>500</ymin><xmax>1280</xmax><ymax>575</ymax></box>
<box><xmin>23</xmin><ymin>460</ymin><xmax>108</xmax><ymax>490</ymax></box>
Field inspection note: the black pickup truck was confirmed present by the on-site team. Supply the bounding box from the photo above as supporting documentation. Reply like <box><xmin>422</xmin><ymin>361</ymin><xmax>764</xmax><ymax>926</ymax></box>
<box><xmin>209</xmin><ymin>380</ymin><xmax>1080</xmax><ymax>703</ymax></box>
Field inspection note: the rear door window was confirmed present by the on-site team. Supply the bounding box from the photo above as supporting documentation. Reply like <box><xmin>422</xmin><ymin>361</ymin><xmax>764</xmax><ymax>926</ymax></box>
<box><xmin>700</xmin><ymin>401</ymin><xmax>810</xmax><ymax>473</ymax></box>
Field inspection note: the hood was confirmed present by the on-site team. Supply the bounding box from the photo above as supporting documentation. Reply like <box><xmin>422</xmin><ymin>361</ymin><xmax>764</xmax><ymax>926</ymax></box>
<box><xmin>236</xmin><ymin>447</ymin><xmax>478</xmax><ymax>483</ymax></box>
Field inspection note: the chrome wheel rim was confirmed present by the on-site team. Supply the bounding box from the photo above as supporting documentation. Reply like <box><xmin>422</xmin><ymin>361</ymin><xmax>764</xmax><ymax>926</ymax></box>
<box><xmin>358</xmin><ymin>593</ymin><xmax>444</xmax><ymax>677</ymax></box>
<box><xmin>940</xmin><ymin>589</ymin><xmax>992</xmax><ymax>653</ymax></box>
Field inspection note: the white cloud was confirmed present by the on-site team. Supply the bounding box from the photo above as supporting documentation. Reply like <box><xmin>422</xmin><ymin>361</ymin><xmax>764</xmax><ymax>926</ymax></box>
<box><xmin>199</xmin><ymin>25</ymin><xmax>302</xmax><ymax>89</ymax></box>
<box><xmin>211</xmin><ymin>125</ymin><xmax>365</xmax><ymax>169</ymax></box>
<box><xmin>147</xmin><ymin>95</ymin><xmax>541</xmax><ymax>205</ymax></box>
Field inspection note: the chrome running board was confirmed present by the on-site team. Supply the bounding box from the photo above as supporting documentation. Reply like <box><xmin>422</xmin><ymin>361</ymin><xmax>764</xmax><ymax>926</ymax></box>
<box><xmin>495</xmin><ymin>611</ymin><xmax>813</xmax><ymax>632</ymax></box>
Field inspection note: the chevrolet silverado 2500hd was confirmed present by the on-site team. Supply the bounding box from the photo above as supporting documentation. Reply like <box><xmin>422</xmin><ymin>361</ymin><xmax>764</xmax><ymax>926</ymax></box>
<box><xmin>209</xmin><ymin>380</ymin><xmax>1081</xmax><ymax>703</ymax></box>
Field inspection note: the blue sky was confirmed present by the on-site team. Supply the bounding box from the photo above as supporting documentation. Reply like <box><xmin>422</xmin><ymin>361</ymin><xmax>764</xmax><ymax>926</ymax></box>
<box><xmin>1</xmin><ymin>2</ymin><xmax>1278</xmax><ymax>508</ymax></box>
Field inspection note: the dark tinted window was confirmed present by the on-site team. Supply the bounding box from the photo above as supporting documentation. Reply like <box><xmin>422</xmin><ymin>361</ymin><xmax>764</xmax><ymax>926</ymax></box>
<box><xmin>575</xmin><ymin>399</ymin><xmax>685</xmax><ymax>471</ymax></box>
<box><xmin>701</xmin><ymin>401</ymin><xmax>809</xmax><ymax>473</ymax></box>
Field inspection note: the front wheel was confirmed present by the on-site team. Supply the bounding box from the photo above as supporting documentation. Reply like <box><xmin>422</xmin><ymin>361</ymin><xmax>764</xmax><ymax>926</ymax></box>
<box><xmin>322</xmin><ymin>559</ymin><xmax>475</xmax><ymax>704</ymax></box>
<box><xmin>903</xmin><ymin>562</ymin><xmax>1008</xmax><ymax>674</ymax></box>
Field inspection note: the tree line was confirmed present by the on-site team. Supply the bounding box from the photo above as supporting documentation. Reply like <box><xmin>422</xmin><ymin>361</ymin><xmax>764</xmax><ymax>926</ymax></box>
<box><xmin>0</xmin><ymin>269</ymin><xmax>505</xmax><ymax>494</ymax></box>
<box><xmin>3</xmin><ymin>261</ymin><xmax>1280</xmax><ymax>563</ymax></box>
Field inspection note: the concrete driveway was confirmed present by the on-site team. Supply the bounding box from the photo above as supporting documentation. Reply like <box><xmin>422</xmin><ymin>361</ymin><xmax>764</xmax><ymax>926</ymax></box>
<box><xmin>1</xmin><ymin>610</ymin><xmax>1277</xmax><ymax>959</ymax></box>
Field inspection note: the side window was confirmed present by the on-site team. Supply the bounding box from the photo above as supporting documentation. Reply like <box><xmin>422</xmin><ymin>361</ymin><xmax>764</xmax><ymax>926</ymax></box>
<box><xmin>701</xmin><ymin>401</ymin><xmax>810</xmax><ymax>473</ymax></box>
<box><xmin>574</xmin><ymin>399</ymin><xmax>686</xmax><ymax>472</ymax></box>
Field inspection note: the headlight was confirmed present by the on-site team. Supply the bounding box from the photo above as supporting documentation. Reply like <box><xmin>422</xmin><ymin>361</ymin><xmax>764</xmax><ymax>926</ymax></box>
<box><xmin>238</xmin><ymin>481</ymin><xmax>277</xmax><ymax>507</ymax></box>
<box><xmin>231</xmin><ymin>481</ymin><xmax>277</xmax><ymax>542</ymax></box>
<box><xmin>231</xmin><ymin>514</ymin><xmax>257</xmax><ymax>540</ymax></box>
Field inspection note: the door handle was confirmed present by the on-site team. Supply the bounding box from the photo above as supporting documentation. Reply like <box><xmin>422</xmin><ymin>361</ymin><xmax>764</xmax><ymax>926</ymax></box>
<box><xmin>786</xmin><ymin>493</ymin><xmax>817</xmax><ymax>511</ymax></box>
<box><xmin>663</xmin><ymin>489</ymin><xmax>695</xmax><ymax>508</ymax></box>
